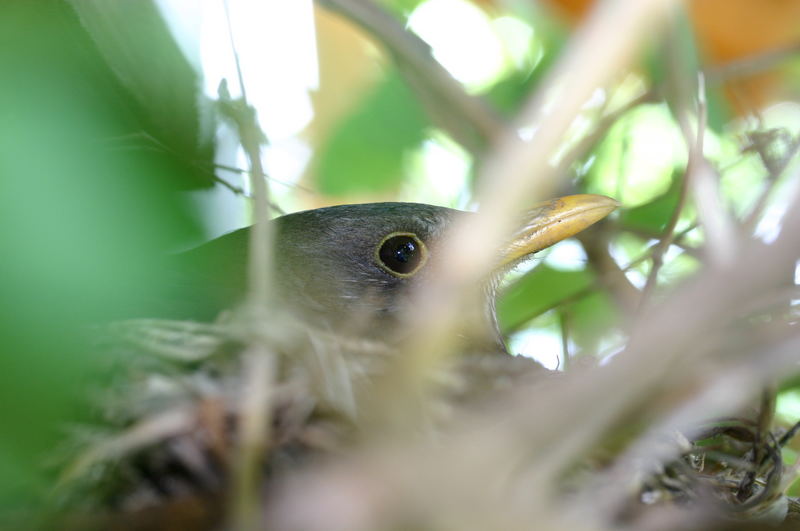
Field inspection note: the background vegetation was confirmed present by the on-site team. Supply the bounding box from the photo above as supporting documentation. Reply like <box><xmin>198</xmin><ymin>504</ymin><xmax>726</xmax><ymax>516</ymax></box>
<box><xmin>2</xmin><ymin>0</ymin><xmax>800</xmax><ymax>529</ymax></box>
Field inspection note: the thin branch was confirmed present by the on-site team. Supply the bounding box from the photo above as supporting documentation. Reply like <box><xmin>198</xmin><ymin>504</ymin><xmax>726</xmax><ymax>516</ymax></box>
<box><xmin>219</xmin><ymin>3</ymin><xmax>277</xmax><ymax>529</ymax></box>
<box><xmin>212</xmin><ymin>162</ymin><xmax>317</xmax><ymax>195</ymax></box>
<box><xmin>742</xmin><ymin>133</ymin><xmax>800</xmax><ymax>232</ymax></box>
<box><xmin>551</xmin><ymin>90</ymin><xmax>657</xmax><ymax>318</ymax></box>
<box><xmin>705</xmin><ymin>41</ymin><xmax>800</xmax><ymax>83</ymax></box>
<box><xmin>216</xmin><ymin>92</ymin><xmax>273</xmax><ymax>302</ymax></box>
<box><xmin>779</xmin><ymin>420</ymin><xmax>800</xmax><ymax>448</ymax></box>
<box><xmin>578</xmin><ymin>228</ymin><xmax>640</xmax><ymax>315</ymax></box>
<box><xmin>558</xmin><ymin>311</ymin><xmax>570</xmax><ymax>371</ymax></box>
<box><xmin>637</xmin><ymin>160</ymin><xmax>694</xmax><ymax>303</ymax></box>
<box><xmin>547</xmin><ymin>91</ymin><xmax>658</xmax><ymax>318</ymax></box>
<box><xmin>556</xmin><ymin>89</ymin><xmax>657</xmax><ymax>178</ymax></box>
<box><xmin>503</xmin><ymin>285</ymin><xmax>595</xmax><ymax>336</ymax></box>
<box><xmin>101</xmin><ymin>131</ymin><xmax>256</xmax><ymax>198</ymax></box>
<box><xmin>639</xmin><ymin>70</ymin><xmax>706</xmax><ymax>307</ymax></box>
<box><xmin>224</xmin><ymin>0</ymin><xmax>248</xmax><ymax>103</ymax></box>
<box><xmin>314</xmin><ymin>0</ymin><xmax>508</xmax><ymax>153</ymax></box>
<box><xmin>737</xmin><ymin>389</ymin><xmax>776</xmax><ymax>501</ymax></box>
<box><xmin>621</xmin><ymin>225</ymin><xmax>702</xmax><ymax>259</ymax></box>
<box><xmin>394</xmin><ymin>0</ymin><xmax>681</xmax><ymax>393</ymax></box>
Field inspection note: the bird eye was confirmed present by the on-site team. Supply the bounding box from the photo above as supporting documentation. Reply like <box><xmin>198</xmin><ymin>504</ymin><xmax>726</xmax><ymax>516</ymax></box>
<box><xmin>376</xmin><ymin>232</ymin><xmax>428</xmax><ymax>277</ymax></box>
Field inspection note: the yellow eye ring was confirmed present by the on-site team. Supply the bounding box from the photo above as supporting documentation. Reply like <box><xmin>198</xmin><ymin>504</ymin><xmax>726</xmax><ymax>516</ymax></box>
<box><xmin>375</xmin><ymin>232</ymin><xmax>428</xmax><ymax>278</ymax></box>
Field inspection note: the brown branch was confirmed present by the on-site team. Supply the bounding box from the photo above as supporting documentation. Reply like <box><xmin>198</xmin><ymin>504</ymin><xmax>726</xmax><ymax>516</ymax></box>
<box><xmin>556</xmin><ymin>89</ymin><xmax>657</xmax><ymax>178</ymax></box>
<box><xmin>742</xmin><ymin>133</ymin><xmax>800</xmax><ymax>232</ymax></box>
<box><xmin>578</xmin><ymin>228</ymin><xmax>640</xmax><ymax>316</ymax></box>
<box><xmin>639</xmin><ymin>15</ymin><xmax>709</xmax><ymax>306</ymax></box>
<box><xmin>638</xmin><ymin>130</ymin><xmax>700</xmax><ymax>307</ymax></box>
<box><xmin>581</xmin><ymin>181</ymin><xmax>800</xmax><ymax>516</ymax></box>
<box><xmin>211</xmin><ymin>162</ymin><xmax>317</xmax><ymax>196</ymax></box>
<box><xmin>218</xmin><ymin>3</ymin><xmax>278</xmax><ymax>528</ymax></box>
<box><xmin>620</xmin><ymin>225</ymin><xmax>702</xmax><ymax>259</ymax></box>
<box><xmin>314</xmin><ymin>0</ymin><xmax>508</xmax><ymax>153</ymax></box>
<box><xmin>779</xmin><ymin>419</ymin><xmax>800</xmax><ymax>448</ymax></box>
<box><xmin>706</xmin><ymin>41</ymin><xmax>800</xmax><ymax>83</ymax></box>
<box><xmin>555</xmin><ymin>91</ymin><xmax>657</xmax><ymax>318</ymax></box>
<box><xmin>559</xmin><ymin>311</ymin><xmax>571</xmax><ymax>371</ymax></box>
<box><xmin>411</xmin><ymin>0</ymin><xmax>678</xmax><ymax>322</ymax></box>
<box><xmin>737</xmin><ymin>389</ymin><xmax>777</xmax><ymax>501</ymax></box>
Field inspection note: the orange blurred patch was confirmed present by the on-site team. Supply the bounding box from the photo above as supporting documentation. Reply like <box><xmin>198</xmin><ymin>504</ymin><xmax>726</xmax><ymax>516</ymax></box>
<box><xmin>544</xmin><ymin>0</ymin><xmax>800</xmax><ymax>110</ymax></box>
<box><xmin>301</xmin><ymin>7</ymin><xmax>388</xmax><ymax>208</ymax></box>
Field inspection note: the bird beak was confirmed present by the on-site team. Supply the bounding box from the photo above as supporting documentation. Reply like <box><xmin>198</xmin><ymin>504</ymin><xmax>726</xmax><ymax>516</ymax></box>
<box><xmin>498</xmin><ymin>194</ymin><xmax>619</xmax><ymax>268</ymax></box>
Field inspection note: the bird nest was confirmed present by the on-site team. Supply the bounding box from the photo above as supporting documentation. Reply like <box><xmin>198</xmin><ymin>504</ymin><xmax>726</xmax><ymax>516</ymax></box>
<box><xmin>49</xmin><ymin>315</ymin><xmax>800</xmax><ymax>531</ymax></box>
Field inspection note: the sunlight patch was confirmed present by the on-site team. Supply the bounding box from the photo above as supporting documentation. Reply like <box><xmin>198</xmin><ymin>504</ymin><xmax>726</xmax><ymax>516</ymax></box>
<box><xmin>408</xmin><ymin>0</ymin><xmax>506</xmax><ymax>91</ymax></box>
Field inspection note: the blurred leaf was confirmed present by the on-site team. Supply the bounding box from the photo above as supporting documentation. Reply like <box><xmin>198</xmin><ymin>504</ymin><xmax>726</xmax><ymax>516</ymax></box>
<box><xmin>315</xmin><ymin>69</ymin><xmax>429</xmax><ymax>196</ymax></box>
<box><xmin>705</xmin><ymin>80</ymin><xmax>734</xmax><ymax>131</ymax></box>
<box><xmin>567</xmin><ymin>291</ymin><xmax>619</xmax><ymax>353</ymax></box>
<box><xmin>498</xmin><ymin>264</ymin><xmax>593</xmax><ymax>334</ymax></box>
<box><xmin>486</xmin><ymin>7</ymin><xmax>566</xmax><ymax>116</ymax></box>
<box><xmin>0</xmin><ymin>0</ymin><xmax>202</xmax><ymax>508</ymax></box>
<box><xmin>619</xmin><ymin>172</ymin><xmax>682</xmax><ymax>234</ymax></box>
<box><xmin>381</xmin><ymin>0</ymin><xmax>427</xmax><ymax>16</ymax></box>
<box><xmin>720</xmin><ymin>151</ymin><xmax>769</xmax><ymax>216</ymax></box>
<box><xmin>658</xmin><ymin>251</ymin><xmax>700</xmax><ymax>284</ymax></box>
<box><xmin>68</xmin><ymin>0</ymin><xmax>216</xmax><ymax>190</ymax></box>
<box><xmin>653</xmin><ymin>9</ymin><xmax>731</xmax><ymax>133</ymax></box>
<box><xmin>645</xmin><ymin>8</ymin><xmax>708</xmax><ymax>127</ymax></box>
<box><xmin>586</xmin><ymin>104</ymin><xmax>684</xmax><ymax>207</ymax></box>
<box><xmin>665</xmin><ymin>9</ymin><xmax>701</xmax><ymax>104</ymax></box>
<box><xmin>487</xmin><ymin>67</ymin><xmax>546</xmax><ymax>117</ymax></box>
<box><xmin>777</xmin><ymin>390</ymin><xmax>800</xmax><ymax>424</ymax></box>
<box><xmin>644</xmin><ymin>42</ymin><xmax>665</xmax><ymax>96</ymax></box>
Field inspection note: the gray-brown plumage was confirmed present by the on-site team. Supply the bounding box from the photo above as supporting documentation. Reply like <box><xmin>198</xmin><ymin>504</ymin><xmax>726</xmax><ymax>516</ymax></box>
<box><xmin>61</xmin><ymin>195</ymin><xmax>618</xmax><ymax>528</ymax></box>
<box><xmin>151</xmin><ymin>196</ymin><xmax>618</xmax><ymax>353</ymax></box>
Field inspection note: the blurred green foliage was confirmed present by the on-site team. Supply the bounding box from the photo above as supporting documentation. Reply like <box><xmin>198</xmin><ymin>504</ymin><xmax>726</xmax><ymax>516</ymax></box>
<box><xmin>68</xmin><ymin>0</ymin><xmax>216</xmax><ymax>184</ymax></box>
<box><xmin>498</xmin><ymin>265</ymin><xmax>593</xmax><ymax>334</ymax></box>
<box><xmin>315</xmin><ymin>70</ymin><xmax>429</xmax><ymax>196</ymax></box>
<box><xmin>2</xmin><ymin>0</ymin><xmax>799</xmax><ymax>516</ymax></box>
<box><xmin>620</xmin><ymin>173</ymin><xmax>684</xmax><ymax>234</ymax></box>
<box><xmin>486</xmin><ymin>4</ymin><xmax>566</xmax><ymax>116</ymax></box>
<box><xmin>0</xmin><ymin>0</ymin><xmax>208</xmax><ymax>508</ymax></box>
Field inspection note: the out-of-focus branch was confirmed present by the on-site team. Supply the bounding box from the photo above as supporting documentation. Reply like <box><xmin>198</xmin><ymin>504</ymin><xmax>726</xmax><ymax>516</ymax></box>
<box><xmin>621</xmin><ymin>226</ymin><xmax>702</xmax><ymax>258</ymax></box>
<box><xmin>548</xmin><ymin>89</ymin><xmax>657</xmax><ymax>317</ymax></box>
<box><xmin>556</xmin><ymin>91</ymin><xmax>657</xmax><ymax>317</ymax></box>
<box><xmin>641</xmin><ymin>13</ymin><xmax>708</xmax><ymax>304</ymax></box>
<box><xmin>581</xmin><ymin>180</ymin><xmax>800</xmax><ymax>516</ymax></box>
<box><xmin>737</xmin><ymin>389</ymin><xmax>777</xmax><ymax>501</ymax></box>
<box><xmin>743</xmin><ymin>132</ymin><xmax>800</xmax><ymax>232</ymax></box>
<box><xmin>557</xmin><ymin>89</ymin><xmax>657</xmax><ymax>179</ymax></box>
<box><xmin>706</xmin><ymin>41</ymin><xmax>800</xmax><ymax>83</ymax></box>
<box><xmin>577</xmin><ymin>227</ymin><xmax>640</xmax><ymax>315</ymax></box>
<box><xmin>270</xmin><ymin>171</ymin><xmax>800</xmax><ymax>530</ymax></box>
<box><xmin>638</xmin><ymin>150</ymin><xmax>697</xmax><ymax>306</ymax></box>
<box><xmin>391</xmin><ymin>0</ymin><xmax>679</xmax><ymax>397</ymax></box>
<box><xmin>218</xmin><ymin>4</ymin><xmax>278</xmax><ymax>528</ymax></box>
<box><xmin>314</xmin><ymin>0</ymin><xmax>508</xmax><ymax>153</ymax></box>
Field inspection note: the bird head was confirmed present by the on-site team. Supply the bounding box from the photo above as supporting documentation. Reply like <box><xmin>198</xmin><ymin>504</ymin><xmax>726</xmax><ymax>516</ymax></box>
<box><xmin>170</xmin><ymin>194</ymin><xmax>618</xmax><ymax>353</ymax></box>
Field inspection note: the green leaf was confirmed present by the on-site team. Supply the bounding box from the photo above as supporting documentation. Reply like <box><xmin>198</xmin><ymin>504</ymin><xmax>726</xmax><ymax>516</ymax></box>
<box><xmin>619</xmin><ymin>172</ymin><xmax>682</xmax><ymax>234</ymax></box>
<box><xmin>705</xmin><ymin>81</ymin><xmax>735</xmax><ymax>132</ymax></box>
<box><xmin>486</xmin><ymin>7</ymin><xmax>566</xmax><ymax>117</ymax></box>
<box><xmin>497</xmin><ymin>264</ymin><xmax>594</xmax><ymax>334</ymax></box>
<box><xmin>68</xmin><ymin>0</ymin><xmax>215</xmax><ymax>189</ymax></box>
<box><xmin>315</xmin><ymin>69</ymin><xmax>429</xmax><ymax>196</ymax></box>
<box><xmin>567</xmin><ymin>291</ymin><xmax>619</xmax><ymax>354</ymax></box>
<box><xmin>382</xmin><ymin>0</ymin><xmax>427</xmax><ymax>17</ymax></box>
<box><xmin>656</xmin><ymin>8</ymin><xmax>701</xmax><ymax>121</ymax></box>
<box><xmin>0</xmin><ymin>0</ymin><xmax>203</xmax><ymax>508</ymax></box>
<box><xmin>586</xmin><ymin>104</ymin><xmax>684</xmax><ymax>207</ymax></box>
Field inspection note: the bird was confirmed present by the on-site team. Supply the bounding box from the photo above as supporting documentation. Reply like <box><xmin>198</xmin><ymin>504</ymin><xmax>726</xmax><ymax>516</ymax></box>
<box><xmin>65</xmin><ymin>193</ymin><xmax>619</xmax><ymax>528</ymax></box>
<box><xmin>149</xmin><ymin>193</ymin><xmax>619</xmax><ymax>354</ymax></box>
